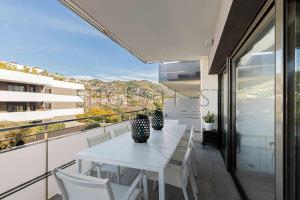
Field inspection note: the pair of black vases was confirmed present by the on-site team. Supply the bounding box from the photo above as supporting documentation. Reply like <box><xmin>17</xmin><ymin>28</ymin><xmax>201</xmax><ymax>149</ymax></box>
<box><xmin>131</xmin><ymin>110</ymin><xmax>164</xmax><ymax>143</ymax></box>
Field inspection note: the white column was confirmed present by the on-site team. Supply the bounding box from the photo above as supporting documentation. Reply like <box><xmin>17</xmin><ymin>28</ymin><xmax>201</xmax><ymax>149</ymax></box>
<box><xmin>198</xmin><ymin>56</ymin><xmax>218</xmax><ymax>141</ymax></box>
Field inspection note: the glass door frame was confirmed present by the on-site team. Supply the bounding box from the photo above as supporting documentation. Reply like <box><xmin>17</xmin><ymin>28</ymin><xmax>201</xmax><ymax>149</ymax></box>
<box><xmin>285</xmin><ymin>0</ymin><xmax>300</xmax><ymax>199</ymax></box>
<box><xmin>218</xmin><ymin>61</ymin><xmax>231</xmax><ymax>170</ymax></box>
<box><xmin>227</xmin><ymin>3</ymin><xmax>281</xmax><ymax>199</ymax></box>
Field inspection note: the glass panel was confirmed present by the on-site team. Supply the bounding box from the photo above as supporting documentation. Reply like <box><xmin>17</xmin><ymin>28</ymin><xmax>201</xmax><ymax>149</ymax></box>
<box><xmin>220</xmin><ymin>68</ymin><xmax>228</xmax><ymax>161</ymax></box>
<box><xmin>233</xmin><ymin>18</ymin><xmax>275</xmax><ymax>200</ymax></box>
<box><xmin>7</xmin><ymin>84</ymin><xmax>13</xmax><ymax>91</ymax></box>
<box><xmin>19</xmin><ymin>85</ymin><xmax>25</xmax><ymax>92</ymax></box>
<box><xmin>13</xmin><ymin>84</ymin><xmax>20</xmax><ymax>91</ymax></box>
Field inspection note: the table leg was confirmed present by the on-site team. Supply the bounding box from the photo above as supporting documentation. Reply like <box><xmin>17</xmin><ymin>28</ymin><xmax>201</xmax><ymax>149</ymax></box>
<box><xmin>77</xmin><ymin>159</ymin><xmax>82</xmax><ymax>174</ymax></box>
<box><xmin>117</xmin><ymin>166</ymin><xmax>121</xmax><ymax>184</ymax></box>
<box><xmin>158</xmin><ymin>169</ymin><xmax>165</xmax><ymax>200</ymax></box>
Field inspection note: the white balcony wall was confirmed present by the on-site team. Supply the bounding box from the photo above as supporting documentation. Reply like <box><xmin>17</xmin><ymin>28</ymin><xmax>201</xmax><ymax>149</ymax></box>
<box><xmin>5</xmin><ymin>180</ymin><xmax>46</xmax><ymax>200</ymax></box>
<box><xmin>0</xmin><ymin>69</ymin><xmax>53</xmax><ymax>86</ymax></box>
<box><xmin>0</xmin><ymin>91</ymin><xmax>83</xmax><ymax>102</ymax></box>
<box><xmin>47</xmin><ymin>127</ymin><xmax>103</xmax><ymax>198</ymax></box>
<box><xmin>0</xmin><ymin>69</ymin><xmax>84</xmax><ymax>90</ymax></box>
<box><xmin>0</xmin><ymin>122</ymin><xmax>132</xmax><ymax>200</ymax></box>
<box><xmin>0</xmin><ymin>142</ymin><xmax>47</xmax><ymax>194</ymax></box>
<box><xmin>0</xmin><ymin>108</ymin><xmax>84</xmax><ymax>121</ymax></box>
<box><xmin>163</xmin><ymin>98</ymin><xmax>201</xmax><ymax>139</ymax></box>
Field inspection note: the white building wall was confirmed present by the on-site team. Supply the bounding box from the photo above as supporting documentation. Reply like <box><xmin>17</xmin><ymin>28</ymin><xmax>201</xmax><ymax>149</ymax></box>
<box><xmin>200</xmin><ymin>56</ymin><xmax>218</xmax><ymax>136</ymax></box>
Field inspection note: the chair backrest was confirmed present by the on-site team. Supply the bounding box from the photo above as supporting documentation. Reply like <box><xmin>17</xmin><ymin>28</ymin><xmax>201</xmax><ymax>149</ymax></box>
<box><xmin>53</xmin><ymin>169</ymin><xmax>115</xmax><ymax>200</ymax></box>
<box><xmin>113</xmin><ymin>126</ymin><xmax>129</xmax><ymax>137</ymax></box>
<box><xmin>87</xmin><ymin>132</ymin><xmax>111</xmax><ymax>147</ymax></box>
<box><xmin>187</xmin><ymin>126</ymin><xmax>194</xmax><ymax>148</ymax></box>
<box><xmin>181</xmin><ymin>147</ymin><xmax>192</xmax><ymax>185</ymax></box>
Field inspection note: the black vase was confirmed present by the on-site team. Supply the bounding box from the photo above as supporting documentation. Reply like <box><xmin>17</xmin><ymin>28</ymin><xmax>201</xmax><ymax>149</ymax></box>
<box><xmin>131</xmin><ymin>114</ymin><xmax>150</xmax><ymax>143</ymax></box>
<box><xmin>151</xmin><ymin>110</ymin><xmax>164</xmax><ymax>130</ymax></box>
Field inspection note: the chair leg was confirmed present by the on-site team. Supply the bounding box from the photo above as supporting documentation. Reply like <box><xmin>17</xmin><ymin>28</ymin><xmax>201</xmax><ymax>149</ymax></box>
<box><xmin>182</xmin><ymin>187</ymin><xmax>189</xmax><ymax>200</ymax></box>
<box><xmin>142</xmin><ymin>173</ymin><xmax>149</xmax><ymax>200</ymax></box>
<box><xmin>189</xmin><ymin>172</ymin><xmax>199</xmax><ymax>200</ymax></box>
<box><xmin>152</xmin><ymin>180</ymin><xmax>157</xmax><ymax>191</ymax></box>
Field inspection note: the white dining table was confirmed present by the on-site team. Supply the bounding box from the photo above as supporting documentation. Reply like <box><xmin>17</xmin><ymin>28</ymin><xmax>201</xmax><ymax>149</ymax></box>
<box><xmin>75</xmin><ymin>120</ymin><xmax>187</xmax><ymax>200</ymax></box>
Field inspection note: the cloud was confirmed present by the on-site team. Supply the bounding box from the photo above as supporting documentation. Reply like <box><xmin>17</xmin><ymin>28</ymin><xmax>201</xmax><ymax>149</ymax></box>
<box><xmin>69</xmin><ymin>67</ymin><xmax>158</xmax><ymax>82</ymax></box>
<box><xmin>95</xmin><ymin>67</ymin><xmax>158</xmax><ymax>82</ymax></box>
<box><xmin>0</xmin><ymin>2</ymin><xmax>103</xmax><ymax>38</ymax></box>
<box><xmin>70</xmin><ymin>75</ymin><xmax>94</xmax><ymax>80</ymax></box>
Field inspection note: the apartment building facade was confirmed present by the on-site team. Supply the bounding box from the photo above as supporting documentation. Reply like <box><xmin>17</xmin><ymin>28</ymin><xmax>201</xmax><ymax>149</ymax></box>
<box><xmin>0</xmin><ymin>68</ymin><xmax>84</xmax><ymax>122</ymax></box>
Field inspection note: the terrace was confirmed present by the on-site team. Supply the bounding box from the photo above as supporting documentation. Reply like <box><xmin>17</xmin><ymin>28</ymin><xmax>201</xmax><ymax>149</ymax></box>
<box><xmin>0</xmin><ymin>0</ymin><xmax>292</xmax><ymax>200</ymax></box>
<box><xmin>0</xmin><ymin>111</ymin><xmax>239</xmax><ymax>200</ymax></box>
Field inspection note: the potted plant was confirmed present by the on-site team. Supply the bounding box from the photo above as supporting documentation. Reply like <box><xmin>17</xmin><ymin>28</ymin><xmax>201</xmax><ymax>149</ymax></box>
<box><xmin>202</xmin><ymin>111</ymin><xmax>215</xmax><ymax>131</ymax></box>
<box><xmin>151</xmin><ymin>102</ymin><xmax>164</xmax><ymax>130</ymax></box>
<box><xmin>131</xmin><ymin>114</ymin><xmax>150</xmax><ymax>143</ymax></box>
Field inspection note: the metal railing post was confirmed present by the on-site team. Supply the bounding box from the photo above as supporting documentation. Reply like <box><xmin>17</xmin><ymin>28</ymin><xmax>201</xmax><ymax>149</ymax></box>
<box><xmin>44</xmin><ymin>124</ymin><xmax>49</xmax><ymax>200</ymax></box>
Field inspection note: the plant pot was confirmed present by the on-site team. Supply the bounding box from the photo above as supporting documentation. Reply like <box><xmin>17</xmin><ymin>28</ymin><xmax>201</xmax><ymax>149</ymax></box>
<box><xmin>204</xmin><ymin>123</ymin><xmax>214</xmax><ymax>131</ymax></box>
<box><xmin>151</xmin><ymin>110</ymin><xmax>164</xmax><ymax>130</ymax></box>
<box><xmin>131</xmin><ymin>114</ymin><xmax>150</xmax><ymax>143</ymax></box>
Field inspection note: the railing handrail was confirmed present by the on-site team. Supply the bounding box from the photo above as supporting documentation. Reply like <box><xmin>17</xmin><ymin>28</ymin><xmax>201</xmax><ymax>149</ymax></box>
<box><xmin>0</xmin><ymin>109</ymin><xmax>146</xmax><ymax>132</ymax></box>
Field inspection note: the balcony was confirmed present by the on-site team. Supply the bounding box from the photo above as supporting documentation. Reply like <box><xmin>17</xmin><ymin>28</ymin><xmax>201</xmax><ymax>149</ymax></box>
<box><xmin>159</xmin><ymin>61</ymin><xmax>201</xmax><ymax>97</ymax></box>
<box><xmin>159</xmin><ymin>61</ymin><xmax>200</xmax><ymax>83</ymax></box>
<box><xmin>0</xmin><ymin>69</ymin><xmax>84</xmax><ymax>90</ymax></box>
<box><xmin>0</xmin><ymin>112</ymin><xmax>240</xmax><ymax>200</ymax></box>
<box><xmin>0</xmin><ymin>108</ymin><xmax>84</xmax><ymax>121</ymax></box>
<box><xmin>0</xmin><ymin>91</ymin><xmax>83</xmax><ymax>103</ymax></box>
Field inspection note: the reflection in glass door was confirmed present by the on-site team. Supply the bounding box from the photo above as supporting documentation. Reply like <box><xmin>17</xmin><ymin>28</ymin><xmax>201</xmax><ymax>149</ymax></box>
<box><xmin>220</xmin><ymin>68</ymin><xmax>228</xmax><ymax>162</ymax></box>
<box><xmin>233</xmin><ymin>17</ymin><xmax>275</xmax><ymax>200</ymax></box>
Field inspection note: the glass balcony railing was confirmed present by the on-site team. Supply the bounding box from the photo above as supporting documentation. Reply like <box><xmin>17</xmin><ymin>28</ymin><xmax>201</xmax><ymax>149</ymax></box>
<box><xmin>159</xmin><ymin>61</ymin><xmax>200</xmax><ymax>82</ymax></box>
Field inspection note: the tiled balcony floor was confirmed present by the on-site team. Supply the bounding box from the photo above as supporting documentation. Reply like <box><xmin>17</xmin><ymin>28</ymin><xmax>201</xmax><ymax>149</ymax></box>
<box><xmin>50</xmin><ymin>142</ymin><xmax>241</xmax><ymax>200</ymax></box>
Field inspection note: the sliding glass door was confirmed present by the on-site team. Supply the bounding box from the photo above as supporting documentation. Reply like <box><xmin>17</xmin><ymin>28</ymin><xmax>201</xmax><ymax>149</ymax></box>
<box><xmin>232</xmin><ymin>15</ymin><xmax>275</xmax><ymax>200</ymax></box>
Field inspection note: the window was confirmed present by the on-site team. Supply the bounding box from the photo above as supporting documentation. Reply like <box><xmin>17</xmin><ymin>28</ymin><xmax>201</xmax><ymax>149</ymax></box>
<box><xmin>7</xmin><ymin>103</ymin><xmax>27</xmax><ymax>112</ymax></box>
<box><xmin>44</xmin><ymin>88</ymin><xmax>51</xmax><ymax>94</ymax></box>
<box><xmin>44</xmin><ymin>103</ymin><xmax>51</xmax><ymax>110</ymax></box>
<box><xmin>29</xmin><ymin>85</ymin><xmax>36</xmax><ymax>92</ymax></box>
<box><xmin>30</xmin><ymin>103</ymin><xmax>36</xmax><ymax>111</ymax></box>
<box><xmin>7</xmin><ymin>83</ymin><xmax>26</xmax><ymax>92</ymax></box>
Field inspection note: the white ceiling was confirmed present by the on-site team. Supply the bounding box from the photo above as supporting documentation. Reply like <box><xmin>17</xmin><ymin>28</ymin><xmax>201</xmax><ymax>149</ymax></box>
<box><xmin>60</xmin><ymin>0</ymin><xmax>221</xmax><ymax>63</ymax></box>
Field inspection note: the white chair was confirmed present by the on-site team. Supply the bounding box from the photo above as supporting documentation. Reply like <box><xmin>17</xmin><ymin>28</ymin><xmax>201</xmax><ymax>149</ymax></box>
<box><xmin>146</xmin><ymin>147</ymin><xmax>198</xmax><ymax>200</ymax></box>
<box><xmin>113</xmin><ymin>126</ymin><xmax>130</xmax><ymax>137</ymax></box>
<box><xmin>53</xmin><ymin>168</ymin><xmax>148</xmax><ymax>200</ymax></box>
<box><xmin>87</xmin><ymin>132</ymin><xmax>121</xmax><ymax>183</ymax></box>
<box><xmin>173</xmin><ymin>127</ymin><xmax>198</xmax><ymax>177</ymax></box>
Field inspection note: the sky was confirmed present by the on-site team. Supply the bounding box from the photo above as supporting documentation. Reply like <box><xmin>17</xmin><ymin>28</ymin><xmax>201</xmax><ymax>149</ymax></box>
<box><xmin>0</xmin><ymin>0</ymin><xmax>158</xmax><ymax>82</ymax></box>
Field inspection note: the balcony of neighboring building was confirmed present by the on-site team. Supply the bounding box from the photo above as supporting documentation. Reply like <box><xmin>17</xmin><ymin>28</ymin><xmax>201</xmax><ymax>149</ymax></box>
<box><xmin>159</xmin><ymin>61</ymin><xmax>201</xmax><ymax>97</ymax></box>
<box><xmin>0</xmin><ymin>69</ymin><xmax>84</xmax><ymax>90</ymax></box>
<box><xmin>0</xmin><ymin>102</ymin><xmax>84</xmax><ymax>122</ymax></box>
<box><xmin>159</xmin><ymin>61</ymin><xmax>200</xmax><ymax>83</ymax></box>
<box><xmin>0</xmin><ymin>90</ymin><xmax>83</xmax><ymax>103</ymax></box>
